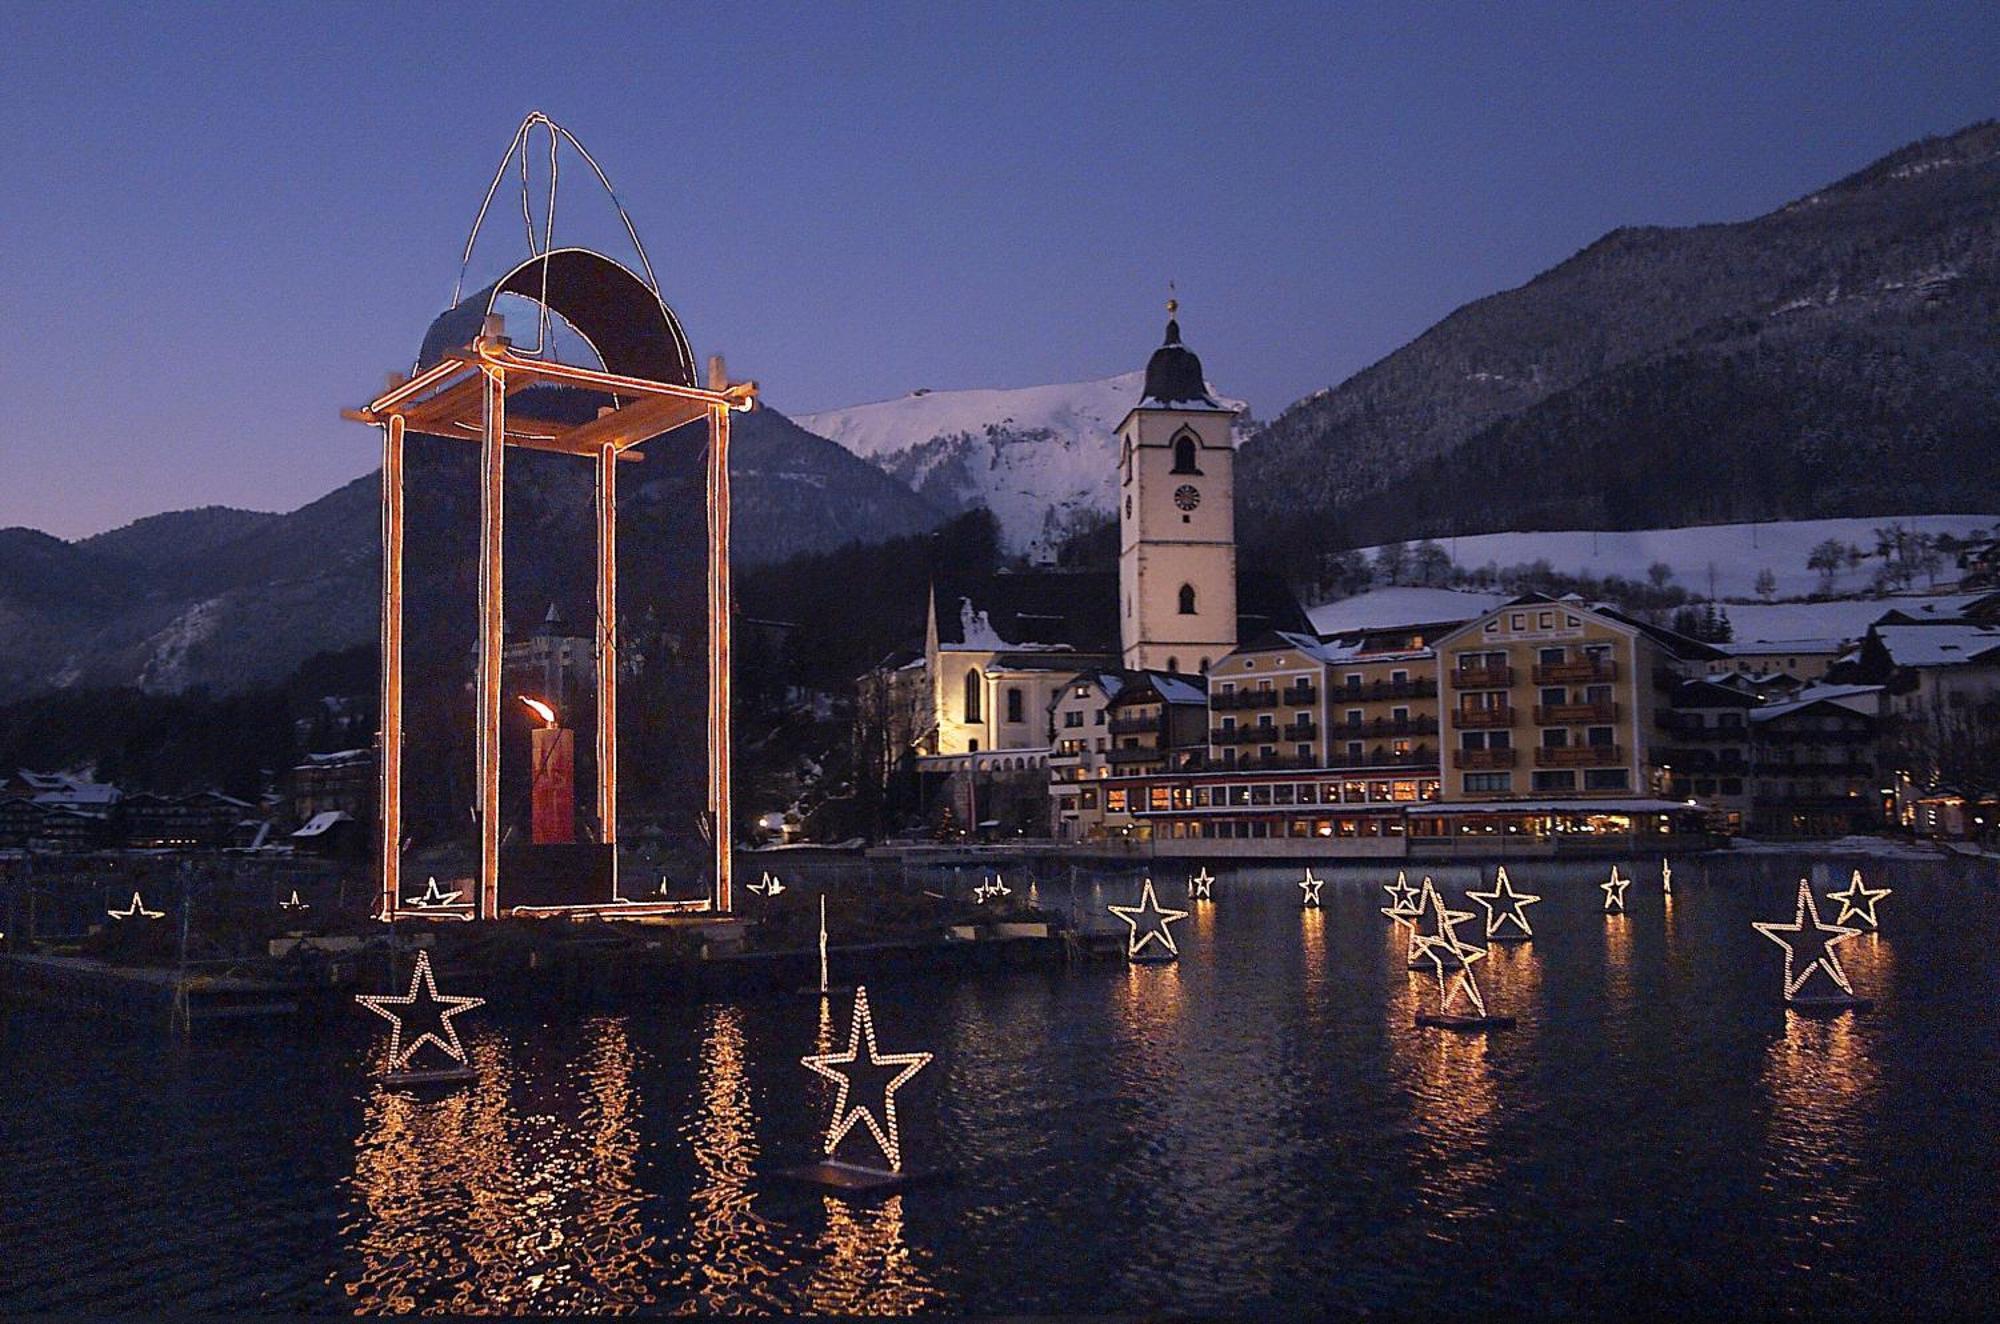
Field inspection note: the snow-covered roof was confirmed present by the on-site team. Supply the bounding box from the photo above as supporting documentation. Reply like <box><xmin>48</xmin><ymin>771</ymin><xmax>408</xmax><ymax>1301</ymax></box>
<box><xmin>300</xmin><ymin>748</ymin><xmax>371</xmax><ymax>766</ymax></box>
<box><xmin>291</xmin><ymin>810</ymin><xmax>353</xmax><ymax>838</ymax></box>
<box><xmin>1749</xmin><ymin>683</ymin><xmax>1884</xmax><ymax>723</ymax></box>
<box><xmin>1150</xmin><ymin>673</ymin><xmax>1208</xmax><ymax>705</ymax></box>
<box><xmin>1713</xmin><ymin>638</ymin><xmax>1847</xmax><ymax>656</ymax></box>
<box><xmin>1305</xmin><ymin>587</ymin><xmax>1511</xmax><ymax>638</ymax></box>
<box><xmin>1871</xmin><ymin>623</ymin><xmax>2000</xmax><ymax>668</ymax></box>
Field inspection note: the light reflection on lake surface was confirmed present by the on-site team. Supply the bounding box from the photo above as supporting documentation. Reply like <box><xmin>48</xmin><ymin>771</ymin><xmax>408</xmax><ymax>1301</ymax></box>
<box><xmin>2</xmin><ymin>854</ymin><xmax>1996</xmax><ymax>1315</ymax></box>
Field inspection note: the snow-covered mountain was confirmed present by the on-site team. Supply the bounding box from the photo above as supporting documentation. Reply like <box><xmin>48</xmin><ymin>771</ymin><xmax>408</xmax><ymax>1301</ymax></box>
<box><xmin>800</xmin><ymin>371</ymin><xmax>1248</xmax><ymax>557</ymax></box>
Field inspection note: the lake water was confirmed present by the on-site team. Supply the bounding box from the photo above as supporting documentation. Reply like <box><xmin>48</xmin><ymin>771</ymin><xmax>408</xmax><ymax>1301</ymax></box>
<box><xmin>4</xmin><ymin>854</ymin><xmax>1997</xmax><ymax>1315</ymax></box>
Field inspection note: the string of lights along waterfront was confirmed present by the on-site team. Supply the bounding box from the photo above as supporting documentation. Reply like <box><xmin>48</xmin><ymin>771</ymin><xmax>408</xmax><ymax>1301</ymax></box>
<box><xmin>4</xmin><ymin>854</ymin><xmax>1995</xmax><ymax>1316</ymax></box>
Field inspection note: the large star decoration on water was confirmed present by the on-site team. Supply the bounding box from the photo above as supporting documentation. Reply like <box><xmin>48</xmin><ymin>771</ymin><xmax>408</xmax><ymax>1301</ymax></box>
<box><xmin>1467</xmin><ymin>866</ymin><xmax>1541</xmax><ymax>939</ymax></box>
<box><xmin>1108</xmin><ymin>877</ymin><xmax>1189</xmax><ymax>960</ymax></box>
<box><xmin>802</xmin><ymin>985</ymin><xmax>932</xmax><ymax>1172</ymax></box>
<box><xmin>1600</xmin><ymin>866</ymin><xmax>1630</xmax><ymax>914</ymax></box>
<box><xmin>108</xmin><ymin>891</ymin><xmax>164</xmax><ymax>920</ymax></box>
<box><xmin>355</xmin><ymin>950</ymin><xmax>485</xmax><ymax>1071</ymax></box>
<box><xmin>1753</xmin><ymin>878</ymin><xmax>1860</xmax><ymax>1002</ymax></box>
<box><xmin>1827</xmin><ymin>869</ymin><xmax>1891</xmax><ymax>929</ymax></box>
<box><xmin>1188</xmin><ymin>867</ymin><xmax>1214</xmax><ymax>901</ymax></box>
<box><xmin>1411</xmin><ymin>878</ymin><xmax>1489</xmax><ymax>1017</ymax></box>
<box><xmin>1299</xmin><ymin>868</ymin><xmax>1325</xmax><ymax>909</ymax></box>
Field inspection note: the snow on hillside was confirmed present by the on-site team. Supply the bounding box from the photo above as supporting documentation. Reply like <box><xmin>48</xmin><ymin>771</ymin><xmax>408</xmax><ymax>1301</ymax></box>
<box><xmin>800</xmin><ymin>371</ymin><xmax>1247</xmax><ymax>557</ymax></box>
<box><xmin>1355</xmin><ymin>515</ymin><xmax>1997</xmax><ymax>602</ymax></box>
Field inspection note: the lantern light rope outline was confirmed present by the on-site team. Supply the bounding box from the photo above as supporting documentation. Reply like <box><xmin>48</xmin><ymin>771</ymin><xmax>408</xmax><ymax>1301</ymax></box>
<box><xmin>1467</xmin><ymin>865</ymin><xmax>1541</xmax><ymax>940</ymax></box>
<box><xmin>1827</xmin><ymin>869</ymin><xmax>1891</xmax><ymax>929</ymax></box>
<box><xmin>1753</xmin><ymin>877</ymin><xmax>1862</xmax><ymax>1002</ymax></box>
<box><xmin>355</xmin><ymin>949</ymin><xmax>486</xmax><ymax>1072</ymax></box>
<box><xmin>1411</xmin><ymin>877</ymin><xmax>1490</xmax><ymax>1019</ymax></box>
<box><xmin>108</xmin><ymin>891</ymin><xmax>164</xmax><ymax>921</ymax></box>
<box><xmin>800</xmin><ymin>985</ymin><xmax>932</xmax><ymax>1172</ymax></box>
<box><xmin>1107</xmin><ymin>877</ymin><xmax>1190</xmax><ymax>960</ymax></box>
<box><xmin>1299</xmin><ymin>867</ymin><xmax>1325</xmax><ymax>909</ymax></box>
<box><xmin>1600</xmin><ymin>865</ymin><xmax>1630</xmax><ymax>914</ymax></box>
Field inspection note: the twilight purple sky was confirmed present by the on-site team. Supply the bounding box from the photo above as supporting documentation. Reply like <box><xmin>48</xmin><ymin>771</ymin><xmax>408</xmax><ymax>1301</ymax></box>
<box><xmin>1</xmin><ymin>2</ymin><xmax>1994</xmax><ymax>540</ymax></box>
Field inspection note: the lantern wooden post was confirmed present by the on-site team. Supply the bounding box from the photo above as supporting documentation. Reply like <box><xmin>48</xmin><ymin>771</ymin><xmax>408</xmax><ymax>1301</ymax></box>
<box><xmin>595</xmin><ymin>439</ymin><xmax>619</xmax><ymax>887</ymax></box>
<box><xmin>378</xmin><ymin>413</ymin><xmax>406</xmax><ymax>921</ymax></box>
<box><xmin>708</xmin><ymin>398</ymin><xmax>733</xmax><ymax>913</ymax></box>
<box><xmin>476</xmin><ymin>360</ymin><xmax>507</xmax><ymax>920</ymax></box>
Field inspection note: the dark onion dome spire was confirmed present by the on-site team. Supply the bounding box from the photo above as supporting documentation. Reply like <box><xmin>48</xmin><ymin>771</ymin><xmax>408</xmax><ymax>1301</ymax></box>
<box><xmin>1142</xmin><ymin>298</ymin><xmax>1216</xmax><ymax>407</ymax></box>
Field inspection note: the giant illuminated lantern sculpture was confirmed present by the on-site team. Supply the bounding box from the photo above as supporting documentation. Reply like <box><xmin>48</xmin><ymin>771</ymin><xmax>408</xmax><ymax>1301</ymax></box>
<box><xmin>347</xmin><ymin>114</ymin><xmax>755</xmax><ymax>920</ymax></box>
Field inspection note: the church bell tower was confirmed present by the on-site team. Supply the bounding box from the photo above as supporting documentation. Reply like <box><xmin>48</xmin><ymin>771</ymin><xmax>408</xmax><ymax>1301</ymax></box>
<box><xmin>1116</xmin><ymin>301</ymin><xmax>1240</xmax><ymax>674</ymax></box>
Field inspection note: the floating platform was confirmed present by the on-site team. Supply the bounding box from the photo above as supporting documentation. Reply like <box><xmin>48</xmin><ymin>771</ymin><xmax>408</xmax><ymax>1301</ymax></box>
<box><xmin>1128</xmin><ymin>951</ymin><xmax>1178</xmax><ymax>966</ymax></box>
<box><xmin>1485</xmin><ymin>932</ymin><xmax>1533</xmax><ymax>944</ymax></box>
<box><xmin>777</xmin><ymin>1159</ymin><xmax>951</xmax><ymax>1198</ymax></box>
<box><xmin>797</xmin><ymin>984</ymin><xmax>857</xmax><ymax>998</ymax></box>
<box><xmin>380</xmin><ymin>1066</ymin><xmax>480</xmax><ymax>1089</ymax></box>
<box><xmin>1409</xmin><ymin>953</ymin><xmax>1465</xmax><ymax>970</ymax></box>
<box><xmin>1417</xmin><ymin>1011</ymin><xmax>1516</xmax><ymax>1031</ymax></box>
<box><xmin>1787</xmin><ymin>994</ymin><xmax>1873</xmax><ymax>1015</ymax></box>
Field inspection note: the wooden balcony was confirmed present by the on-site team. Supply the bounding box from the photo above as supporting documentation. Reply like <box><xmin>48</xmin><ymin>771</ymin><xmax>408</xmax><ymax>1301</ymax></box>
<box><xmin>1453</xmin><ymin>748</ymin><xmax>1518</xmax><ymax>770</ymax></box>
<box><xmin>1454</xmin><ymin>706</ymin><xmax>1514</xmax><ymax>729</ymax></box>
<box><xmin>1534</xmin><ymin>701</ymin><xmax>1619</xmax><ymax>724</ymax></box>
<box><xmin>1282</xmin><ymin>721</ymin><xmax>1319</xmax><ymax>741</ymax></box>
<box><xmin>1210</xmin><ymin>689</ymin><xmax>1280</xmax><ymax>711</ymax></box>
<box><xmin>1450</xmin><ymin>663</ymin><xmax>1513</xmax><ymax>690</ymax></box>
<box><xmin>1337</xmin><ymin>677</ymin><xmax>1438</xmax><ymax>702</ymax></box>
<box><xmin>1107</xmin><ymin>715</ymin><xmax>1158</xmax><ymax>736</ymax></box>
<box><xmin>1281</xmin><ymin>685</ymin><xmax>1319</xmax><ymax>706</ymax></box>
<box><xmin>1534</xmin><ymin>744</ymin><xmax>1624</xmax><ymax>767</ymax></box>
<box><xmin>1331</xmin><ymin>716</ymin><xmax>1440</xmax><ymax>738</ymax></box>
<box><xmin>1532</xmin><ymin>659</ymin><xmax>1617</xmax><ymax>685</ymax></box>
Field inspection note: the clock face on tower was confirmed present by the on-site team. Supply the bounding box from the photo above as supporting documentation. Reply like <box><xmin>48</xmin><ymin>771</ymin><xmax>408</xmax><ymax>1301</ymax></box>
<box><xmin>1173</xmin><ymin>485</ymin><xmax>1201</xmax><ymax>512</ymax></box>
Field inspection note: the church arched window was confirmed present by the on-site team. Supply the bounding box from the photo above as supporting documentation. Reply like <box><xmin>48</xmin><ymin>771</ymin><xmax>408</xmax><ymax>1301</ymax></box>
<box><xmin>1120</xmin><ymin>436</ymin><xmax>1133</xmax><ymax>485</ymax></box>
<box><xmin>1178</xmin><ymin>583</ymin><xmax>1198</xmax><ymax>615</ymax></box>
<box><xmin>964</xmin><ymin>669</ymin><xmax>982</xmax><ymax>723</ymax></box>
<box><xmin>1171</xmin><ymin>433</ymin><xmax>1202</xmax><ymax>475</ymax></box>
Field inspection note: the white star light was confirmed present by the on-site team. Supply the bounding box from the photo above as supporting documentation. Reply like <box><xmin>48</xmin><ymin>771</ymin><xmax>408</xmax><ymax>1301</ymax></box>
<box><xmin>1753</xmin><ymin>878</ymin><xmax>1861</xmax><ymax>1002</ymax></box>
<box><xmin>1662</xmin><ymin>858</ymin><xmax>1673</xmax><ymax>896</ymax></box>
<box><xmin>1600</xmin><ymin>866</ymin><xmax>1630</xmax><ymax>913</ymax></box>
<box><xmin>1108</xmin><ymin>877</ymin><xmax>1190</xmax><ymax>961</ymax></box>
<box><xmin>108</xmin><ymin>891</ymin><xmax>164</xmax><ymax>920</ymax></box>
<box><xmin>748</xmin><ymin>871</ymin><xmax>785</xmax><ymax>898</ymax></box>
<box><xmin>355</xmin><ymin>950</ymin><xmax>485</xmax><ymax>1071</ymax></box>
<box><xmin>1299</xmin><ymin>868</ymin><xmax>1324</xmax><ymax>909</ymax></box>
<box><xmin>1188</xmin><ymin>868</ymin><xmax>1214</xmax><ymax>900</ymax></box>
<box><xmin>404</xmin><ymin>876</ymin><xmax>465</xmax><ymax>910</ymax></box>
<box><xmin>801</xmin><ymin>985</ymin><xmax>932</xmax><ymax>1172</ymax></box>
<box><xmin>1411</xmin><ymin>877</ymin><xmax>1489</xmax><ymax>1018</ymax></box>
<box><xmin>1380</xmin><ymin>871</ymin><xmax>1424</xmax><ymax>962</ymax></box>
<box><xmin>1466</xmin><ymin>866</ymin><xmax>1541</xmax><ymax>940</ymax></box>
<box><xmin>280</xmin><ymin>889</ymin><xmax>310</xmax><ymax>911</ymax></box>
<box><xmin>1827</xmin><ymin>869</ymin><xmax>1891</xmax><ymax>929</ymax></box>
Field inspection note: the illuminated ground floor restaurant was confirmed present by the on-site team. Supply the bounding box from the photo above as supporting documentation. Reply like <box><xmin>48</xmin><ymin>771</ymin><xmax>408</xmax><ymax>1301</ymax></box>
<box><xmin>1406</xmin><ymin>799</ymin><xmax>1708</xmax><ymax>845</ymax></box>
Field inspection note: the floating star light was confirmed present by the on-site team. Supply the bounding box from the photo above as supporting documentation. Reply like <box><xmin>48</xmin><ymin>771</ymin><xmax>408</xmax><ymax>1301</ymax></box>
<box><xmin>1662</xmin><ymin>858</ymin><xmax>1672</xmax><ymax>896</ymax></box>
<box><xmin>1827</xmin><ymin>869</ymin><xmax>1891</xmax><ymax>930</ymax></box>
<box><xmin>1188</xmin><ymin>868</ymin><xmax>1214</xmax><ymax>901</ymax></box>
<box><xmin>1467</xmin><ymin>866</ymin><xmax>1540</xmax><ymax>941</ymax></box>
<box><xmin>279</xmin><ymin>889</ymin><xmax>311</xmax><ymax>912</ymax></box>
<box><xmin>1380</xmin><ymin>871</ymin><xmax>1424</xmax><ymax>962</ymax></box>
<box><xmin>108</xmin><ymin>891</ymin><xmax>164</xmax><ymax>921</ymax></box>
<box><xmin>1753</xmin><ymin>878</ymin><xmax>1862</xmax><ymax>1003</ymax></box>
<box><xmin>801</xmin><ymin>985</ymin><xmax>932</xmax><ymax>1172</ymax></box>
<box><xmin>1108</xmin><ymin>877</ymin><xmax>1189</xmax><ymax>961</ymax></box>
<box><xmin>747</xmin><ymin>871</ymin><xmax>785</xmax><ymax>898</ymax></box>
<box><xmin>1299</xmin><ymin>868</ymin><xmax>1324</xmax><ymax>909</ymax></box>
<box><xmin>1411</xmin><ymin>877</ymin><xmax>1489</xmax><ymax>1019</ymax></box>
<box><xmin>404</xmin><ymin>876</ymin><xmax>465</xmax><ymax>910</ymax></box>
<box><xmin>986</xmin><ymin>873</ymin><xmax>1010</xmax><ymax>899</ymax></box>
<box><xmin>355</xmin><ymin>950</ymin><xmax>485</xmax><ymax>1071</ymax></box>
<box><xmin>1600</xmin><ymin>866</ymin><xmax>1630</xmax><ymax>914</ymax></box>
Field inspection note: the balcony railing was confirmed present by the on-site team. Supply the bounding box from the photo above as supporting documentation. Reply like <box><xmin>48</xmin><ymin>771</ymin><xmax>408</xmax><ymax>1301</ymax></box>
<box><xmin>1281</xmin><ymin>685</ymin><xmax>1318</xmax><ymax>706</ymax></box>
<box><xmin>1209</xmin><ymin>727</ymin><xmax>1248</xmax><ymax>745</ymax></box>
<box><xmin>1106</xmin><ymin>745</ymin><xmax>1163</xmax><ymax>766</ymax></box>
<box><xmin>1453</xmin><ymin>748</ymin><xmax>1518</xmax><ymax>770</ymax></box>
<box><xmin>1451</xmin><ymin>664</ymin><xmax>1513</xmax><ymax>690</ymax></box>
<box><xmin>1282</xmin><ymin>721</ymin><xmax>1319</xmax><ymax>741</ymax></box>
<box><xmin>1534</xmin><ymin>701</ymin><xmax>1619</xmax><ymax>724</ymax></box>
<box><xmin>1327</xmin><ymin>748</ymin><xmax>1437</xmax><ymax>771</ymax></box>
<box><xmin>1210</xmin><ymin>689</ymin><xmax>1280</xmax><ymax>711</ymax></box>
<box><xmin>1107</xmin><ymin>715</ymin><xmax>1158</xmax><ymax>736</ymax></box>
<box><xmin>1336</xmin><ymin>678</ymin><xmax>1438</xmax><ymax>702</ymax></box>
<box><xmin>1454</xmin><ymin>706</ymin><xmax>1514</xmax><ymax>729</ymax></box>
<box><xmin>1534</xmin><ymin>744</ymin><xmax>1624</xmax><ymax>767</ymax></box>
<box><xmin>1330</xmin><ymin>716</ymin><xmax>1439</xmax><ymax>738</ymax></box>
<box><xmin>1232</xmin><ymin>753</ymin><xmax>1315</xmax><ymax>771</ymax></box>
<box><xmin>1532</xmin><ymin>659</ymin><xmax>1617</xmax><ymax>684</ymax></box>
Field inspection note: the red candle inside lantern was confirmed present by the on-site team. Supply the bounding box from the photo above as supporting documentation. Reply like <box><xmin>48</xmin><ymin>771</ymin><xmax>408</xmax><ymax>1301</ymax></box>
<box><xmin>522</xmin><ymin>696</ymin><xmax>575</xmax><ymax>845</ymax></box>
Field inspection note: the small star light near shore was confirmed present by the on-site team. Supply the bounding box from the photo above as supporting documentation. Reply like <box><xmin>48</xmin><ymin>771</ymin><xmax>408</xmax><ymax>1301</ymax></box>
<box><xmin>1754</xmin><ymin>878</ymin><xmax>1862</xmax><ymax>1003</ymax></box>
<box><xmin>1601</xmin><ymin>866</ymin><xmax>1631</xmax><ymax>914</ymax></box>
<box><xmin>1828</xmin><ymin>870</ymin><xmax>1891</xmax><ymax>929</ymax></box>
<box><xmin>404</xmin><ymin>876</ymin><xmax>465</xmax><ymax>910</ymax></box>
<box><xmin>280</xmin><ymin>889</ymin><xmax>310</xmax><ymax>912</ymax></box>
<box><xmin>109</xmin><ymin>891</ymin><xmax>164</xmax><ymax>920</ymax></box>
<box><xmin>1299</xmin><ymin>868</ymin><xmax>1325</xmax><ymax>909</ymax></box>
<box><xmin>749</xmin><ymin>871</ymin><xmax>784</xmax><ymax>898</ymax></box>
<box><xmin>1188</xmin><ymin>867</ymin><xmax>1214</xmax><ymax>900</ymax></box>
<box><xmin>1108</xmin><ymin>877</ymin><xmax>1189</xmax><ymax>960</ymax></box>
<box><xmin>1467</xmin><ymin>866</ymin><xmax>1540</xmax><ymax>940</ymax></box>
<box><xmin>1381</xmin><ymin>871</ymin><xmax>1423</xmax><ymax>960</ymax></box>
<box><xmin>355</xmin><ymin>950</ymin><xmax>485</xmax><ymax>1071</ymax></box>
<box><xmin>802</xmin><ymin>986</ymin><xmax>932</xmax><ymax>1173</ymax></box>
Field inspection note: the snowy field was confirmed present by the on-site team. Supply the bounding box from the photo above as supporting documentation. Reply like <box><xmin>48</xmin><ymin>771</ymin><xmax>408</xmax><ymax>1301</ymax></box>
<box><xmin>1366</xmin><ymin>515</ymin><xmax>1997</xmax><ymax>601</ymax></box>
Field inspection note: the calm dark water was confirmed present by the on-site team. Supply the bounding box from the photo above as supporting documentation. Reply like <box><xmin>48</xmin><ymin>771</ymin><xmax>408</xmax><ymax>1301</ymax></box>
<box><xmin>4</xmin><ymin>854</ymin><xmax>1997</xmax><ymax>1315</ymax></box>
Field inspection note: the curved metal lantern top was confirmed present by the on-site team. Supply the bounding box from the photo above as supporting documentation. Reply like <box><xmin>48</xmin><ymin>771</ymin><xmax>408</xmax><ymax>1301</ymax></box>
<box><xmin>417</xmin><ymin>247</ymin><xmax>697</xmax><ymax>389</ymax></box>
